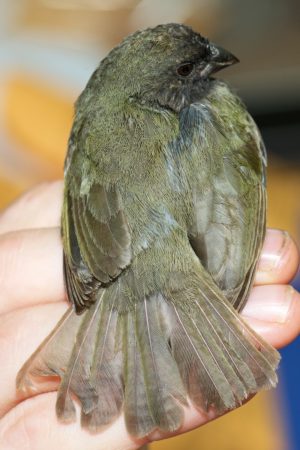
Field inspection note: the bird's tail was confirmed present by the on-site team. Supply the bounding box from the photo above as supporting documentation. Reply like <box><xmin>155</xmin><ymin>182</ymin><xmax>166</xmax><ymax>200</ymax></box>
<box><xmin>17</xmin><ymin>273</ymin><xmax>280</xmax><ymax>438</ymax></box>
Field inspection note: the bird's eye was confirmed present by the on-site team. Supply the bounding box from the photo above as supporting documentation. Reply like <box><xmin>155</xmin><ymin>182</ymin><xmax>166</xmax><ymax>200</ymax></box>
<box><xmin>176</xmin><ymin>62</ymin><xmax>194</xmax><ymax>77</ymax></box>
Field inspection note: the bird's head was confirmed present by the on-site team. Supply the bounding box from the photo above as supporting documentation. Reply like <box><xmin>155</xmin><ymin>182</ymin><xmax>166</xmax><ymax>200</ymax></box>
<box><xmin>98</xmin><ymin>23</ymin><xmax>238</xmax><ymax>112</ymax></box>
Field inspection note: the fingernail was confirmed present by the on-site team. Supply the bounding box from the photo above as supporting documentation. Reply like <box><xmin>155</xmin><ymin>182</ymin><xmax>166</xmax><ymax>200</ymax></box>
<box><xmin>258</xmin><ymin>229</ymin><xmax>290</xmax><ymax>273</ymax></box>
<box><xmin>242</xmin><ymin>285</ymin><xmax>296</xmax><ymax>324</ymax></box>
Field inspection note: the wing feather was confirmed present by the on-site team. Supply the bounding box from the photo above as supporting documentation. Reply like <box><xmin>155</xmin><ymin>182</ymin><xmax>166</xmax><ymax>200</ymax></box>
<box><xmin>62</xmin><ymin>177</ymin><xmax>131</xmax><ymax>312</ymax></box>
<box><xmin>187</xmin><ymin>103</ymin><xmax>266</xmax><ymax>310</ymax></box>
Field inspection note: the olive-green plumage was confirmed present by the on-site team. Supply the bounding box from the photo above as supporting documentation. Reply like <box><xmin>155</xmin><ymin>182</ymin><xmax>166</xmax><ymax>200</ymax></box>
<box><xmin>17</xmin><ymin>23</ymin><xmax>280</xmax><ymax>437</ymax></box>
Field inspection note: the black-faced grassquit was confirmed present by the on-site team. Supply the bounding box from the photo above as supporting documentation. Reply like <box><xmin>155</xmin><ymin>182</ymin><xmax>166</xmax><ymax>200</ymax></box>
<box><xmin>17</xmin><ymin>23</ymin><xmax>279</xmax><ymax>438</ymax></box>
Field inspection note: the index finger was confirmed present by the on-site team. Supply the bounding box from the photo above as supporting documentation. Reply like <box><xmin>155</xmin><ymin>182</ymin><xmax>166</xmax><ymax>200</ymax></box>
<box><xmin>0</xmin><ymin>181</ymin><xmax>63</xmax><ymax>234</ymax></box>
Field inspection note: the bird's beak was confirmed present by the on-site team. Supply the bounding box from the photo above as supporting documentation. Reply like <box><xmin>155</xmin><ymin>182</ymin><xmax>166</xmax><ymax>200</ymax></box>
<box><xmin>200</xmin><ymin>43</ymin><xmax>239</xmax><ymax>77</ymax></box>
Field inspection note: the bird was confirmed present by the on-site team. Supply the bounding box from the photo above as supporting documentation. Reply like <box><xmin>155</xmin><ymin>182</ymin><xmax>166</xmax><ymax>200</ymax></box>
<box><xmin>17</xmin><ymin>23</ymin><xmax>280</xmax><ymax>438</ymax></box>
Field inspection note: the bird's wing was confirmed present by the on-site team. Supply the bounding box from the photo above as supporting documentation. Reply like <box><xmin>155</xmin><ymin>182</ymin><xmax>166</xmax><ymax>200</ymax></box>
<box><xmin>188</xmin><ymin>109</ymin><xmax>266</xmax><ymax>311</ymax></box>
<box><xmin>62</xmin><ymin>129</ymin><xmax>132</xmax><ymax>314</ymax></box>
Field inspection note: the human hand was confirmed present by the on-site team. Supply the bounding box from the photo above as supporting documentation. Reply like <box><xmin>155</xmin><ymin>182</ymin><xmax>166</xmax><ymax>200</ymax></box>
<box><xmin>0</xmin><ymin>181</ymin><xmax>299</xmax><ymax>450</ymax></box>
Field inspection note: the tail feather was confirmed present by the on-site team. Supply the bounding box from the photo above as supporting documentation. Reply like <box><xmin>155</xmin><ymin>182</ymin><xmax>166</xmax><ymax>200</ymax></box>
<box><xmin>55</xmin><ymin>295</ymin><xmax>103</xmax><ymax>422</ymax></box>
<box><xmin>81</xmin><ymin>291</ymin><xmax>123</xmax><ymax>429</ymax></box>
<box><xmin>200</xmin><ymin>275</ymin><xmax>279</xmax><ymax>376</ymax></box>
<box><xmin>170</xmin><ymin>304</ymin><xmax>242</xmax><ymax>411</ymax></box>
<box><xmin>167</xmin><ymin>274</ymin><xmax>279</xmax><ymax>413</ymax></box>
<box><xmin>16</xmin><ymin>308</ymin><xmax>84</xmax><ymax>391</ymax></box>
<box><xmin>16</xmin><ymin>271</ymin><xmax>280</xmax><ymax>437</ymax></box>
<box><xmin>124</xmin><ymin>296</ymin><xmax>186</xmax><ymax>437</ymax></box>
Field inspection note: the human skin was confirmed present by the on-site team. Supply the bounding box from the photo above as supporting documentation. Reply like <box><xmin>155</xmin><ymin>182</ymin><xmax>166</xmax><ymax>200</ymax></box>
<box><xmin>0</xmin><ymin>180</ymin><xmax>299</xmax><ymax>450</ymax></box>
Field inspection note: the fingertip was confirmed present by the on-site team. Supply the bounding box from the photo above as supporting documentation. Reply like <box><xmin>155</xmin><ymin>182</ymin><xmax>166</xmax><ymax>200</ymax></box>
<box><xmin>256</xmin><ymin>229</ymin><xmax>299</xmax><ymax>285</ymax></box>
<box><xmin>243</xmin><ymin>285</ymin><xmax>300</xmax><ymax>349</ymax></box>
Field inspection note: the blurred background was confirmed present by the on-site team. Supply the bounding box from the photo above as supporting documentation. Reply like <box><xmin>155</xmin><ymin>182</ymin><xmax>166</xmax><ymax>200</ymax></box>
<box><xmin>0</xmin><ymin>1</ymin><xmax>299</xmax><ymax>449</ymax></box>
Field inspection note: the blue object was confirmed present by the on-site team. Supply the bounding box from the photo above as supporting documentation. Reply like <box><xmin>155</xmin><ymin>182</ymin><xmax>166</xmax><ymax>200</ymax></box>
<box><xmin>279</xmin><ymin>272</ymin><xmax>300</xmax><ymax>450</ymax></box>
